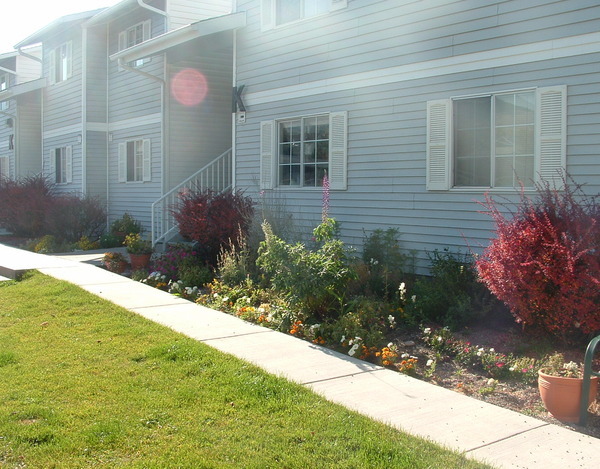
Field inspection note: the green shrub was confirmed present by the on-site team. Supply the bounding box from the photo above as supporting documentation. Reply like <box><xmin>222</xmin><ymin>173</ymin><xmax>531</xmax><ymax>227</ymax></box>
<box><xmin>110</xmin><ymin>212</ymin><xmax>142</xmax><ymax>238</ymax></box>
<box><xmin>407</xmin><ymin>249</ymin><xmax>494</xmax><ymax>329</ymax></box>
<box><xmin>177</xmin><ymin>257</ymin><xmax>213</xmax><ymax>288</ymax></box>
<box><xmin>256</xmin><ymin>218</ymin><xmax>355</xmax><ymax>321</ymax></box>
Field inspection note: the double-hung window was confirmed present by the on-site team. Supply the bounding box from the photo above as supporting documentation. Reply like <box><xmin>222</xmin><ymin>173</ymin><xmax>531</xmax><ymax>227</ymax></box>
<box><xmin>48</xmin><ymin>42</ymin><xmax>72</xmax><ymax>84</ymax></box>
<box><xmin>119</xmin><ymin>21</ymin><xmax>151</xmax><ymax>67</ymax></box>
<box><xmin>426</xmin><ymin>86</ymin><xmax>566</xmax><ymax>190</ymax></box>
<box><xmin>260</xmin><ymin>112</ymin><xmax>347</xmax><ymax>190</ymax></box>
<box><xmin>118</xmin><ymin>139</ymin><xmax>151</xmax><ymax>183</ymax></box>
<box><xmin>50</xmin><ymin>146</ymin><xmax>72</xmax><ymax>184</ymax></box>
<box><xmin>261</xmin><ymin>0</ymin><xmax>347</xmax><ymax>29</ymax></box>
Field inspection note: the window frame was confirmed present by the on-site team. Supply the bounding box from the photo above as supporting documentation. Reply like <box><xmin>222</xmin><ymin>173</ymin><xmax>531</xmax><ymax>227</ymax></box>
<box><xmin>118</xmin><ymin>20</ymin><xmax>152</xmax><ymax>67</ymax></box>
<box><xmin>48</xmin><ymin>41</ymin><xmax>73</xmax><ymax>85</ymax></box>
<box><xmin>118</xmin><ymin>138</ymin><xmax>151</xmax><ymax>183</ymax></box>
<box><xmin>260</xmin><ymin>111</ymin><xmax>347</xmax><ymax>190</ymax></box>
<box><xmin>261</xmin><ymin>0</ymin><xmax>347</xmax><ymax>30</ymax></box>
<box><xmin>50</xmin><ymin>146</ymin><xmax>72</xmax><ymax>185</ymax></box>
<box><xmin>426</xmin><ymin>85</ymin><xmax>566</xmax><ymax>191</ymax></box>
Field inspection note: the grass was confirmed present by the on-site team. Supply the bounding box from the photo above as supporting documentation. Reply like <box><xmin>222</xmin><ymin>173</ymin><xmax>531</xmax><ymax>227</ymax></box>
<box><xmin>0</xmin><ymin>272</ymin><xmax>492</xmax><ymax>468</ymax></box>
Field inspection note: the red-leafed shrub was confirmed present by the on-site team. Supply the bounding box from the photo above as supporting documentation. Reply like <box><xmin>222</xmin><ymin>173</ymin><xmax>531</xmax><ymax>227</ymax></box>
<box><xmin>476</xmin><ymin>178</ymin><xmax>600</xmax><ymax>339</ymax></box>
<box><xmin>173</xmin><ymin>189</ymin><xmax>254</xmax><ymax>265</ymax></box>
<box><xmin>45</xmin><ymin>195</ymin><xmax>106</xmax><ymax>243</ymax></box>
<box><xmin>0</xmin><ymin>175</ymin><xmax>54</xmax><ymax>237</ymax></box>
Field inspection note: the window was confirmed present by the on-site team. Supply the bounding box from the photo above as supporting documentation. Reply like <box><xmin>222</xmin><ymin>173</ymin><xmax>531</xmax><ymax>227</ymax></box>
<box><xmin>50</xmin><ymin>146</ymin><xmax>72</xmax><ymax>184</ymax></box>
<box><xmin>426</xmin><ymin>86</ymin><xmax>566</xmax><ymax>190</ymax></box>
<box><xmin>48</xmin><ymin>42</ymin><xmax>72</xmax><ymax>84</ymax></box>
<box><xmin>118</xmin><ymin>139</ymin><xmax>151</xmax><ymax>182</ymax></box>
<box><xmin>262</xmin><ymin>0</ymin><xmax>347</xmax><ymax>30</ymax></box>
<box><xmin>260</xmin><ymin>112</ymin><xmax>347</xmax><ymax>190</ymax></box>
<box><xmin>119</xmin><ymin>21</ymin><xmax>151</xmax><ymax>67</ymax></box>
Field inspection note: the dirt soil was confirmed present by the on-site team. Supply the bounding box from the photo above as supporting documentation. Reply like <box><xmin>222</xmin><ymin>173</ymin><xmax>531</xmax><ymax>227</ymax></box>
<box><xmin>390</xmin><ymin>322</ymin><xmax>600</xmax><ymax>440</ymax></box>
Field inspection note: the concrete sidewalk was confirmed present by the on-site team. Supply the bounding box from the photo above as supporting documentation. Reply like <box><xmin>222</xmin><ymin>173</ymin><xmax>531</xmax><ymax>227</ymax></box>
<box><xmin>0</xmin><ymin>243</ymin><xmax>597</xmax><ymax>468</ymax></box>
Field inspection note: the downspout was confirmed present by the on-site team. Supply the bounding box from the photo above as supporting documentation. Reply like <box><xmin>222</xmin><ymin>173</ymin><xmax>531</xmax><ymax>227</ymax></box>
<box><xmin>231</xmin><ymin>29</ymin><xmax>237</xmax><ymax>189</ymax></box>
<box><xmin>137</xmin><ymin>0</ymin><xmax>169</xmax><ymax>29</ymax></box>
<box><xmin>16</xmin><ymin>48</ymin><xmax>42</xmax><ymax>64</ymax></box>
<box><xmin>82</xmin><ymin>26</ymin><xmax>88</xmax><ymax>195</ymax></box>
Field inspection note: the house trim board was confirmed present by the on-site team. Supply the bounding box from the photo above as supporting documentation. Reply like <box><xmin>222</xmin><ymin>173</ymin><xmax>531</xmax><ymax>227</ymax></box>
<box><xmin>244</xmin><ymin>31</ymin><xmax>600</xmax><ymax>106</ymax></box>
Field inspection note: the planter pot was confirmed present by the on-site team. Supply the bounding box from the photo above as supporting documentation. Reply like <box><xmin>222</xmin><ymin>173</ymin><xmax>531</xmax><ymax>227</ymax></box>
<box><xmin>129</xmin><ymin>253</ymin><xmax>152</xmax><ymax>271</ymax></box>
<box><xmin>104</xmin><ymin>260</ymin><xmax>128</xmax><ymax>274</ymax></box>
<box><xmin>538</xmin><ymin>369</ymin><xmax>599</xmax><ymax>423</ymax></box>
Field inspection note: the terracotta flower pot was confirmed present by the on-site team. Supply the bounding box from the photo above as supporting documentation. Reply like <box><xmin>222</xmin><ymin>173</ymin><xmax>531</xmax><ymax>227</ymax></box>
<box><xmin>538</xmin><ymin>369</ymin><xmax>599</xmax><ymax>423</ymax></box>
<box><xmin>104</xmin><ymin>260</ymin><xmax>128</xmax><ymax>274</ymax></box>
<box><xmin>129</xmin><ymin>253</ymin><xmax>152</xmax><ymax>271</ymax></box>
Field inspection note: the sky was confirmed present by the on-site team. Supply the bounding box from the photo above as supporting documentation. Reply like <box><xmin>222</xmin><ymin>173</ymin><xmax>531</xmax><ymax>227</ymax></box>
<box><xmin>2</xmin><ymin>1</ymin><xmax>122</xmax><ymax>52</ymax></box>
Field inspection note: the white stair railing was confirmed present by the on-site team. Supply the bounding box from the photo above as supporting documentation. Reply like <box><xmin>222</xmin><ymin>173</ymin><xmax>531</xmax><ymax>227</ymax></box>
<box><xmin>151</xmin><ymin>148</ymin><xmax>232</xmax><ymax>247</ymax></box>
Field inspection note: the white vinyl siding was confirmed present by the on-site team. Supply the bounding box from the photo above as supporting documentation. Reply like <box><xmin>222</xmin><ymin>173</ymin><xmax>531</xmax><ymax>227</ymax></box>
<box><xmin>261</xmin><ymin>0</ymin><xmax>347</xmax><ymax>30</ymax></box>
<box><xmin>0</xmin><ymin>156</ymin><xmax>8</xmax><ymax>179</ymax></box>
<box><xmin>48</xmin><ymin>42</ymin><xmax>72</xmax><ymax>85</ymax></box>
<box><xmin>50</xmin><ymin>146</ymin><xmax>72</xmax><ymax>184</ymax></box>
<box><xmin>260</xmin><ymin>111</ymin><xmax>347</xmax><ymax>190</ymax></box>
<box><xmin>118</xmin><ymin>20</ymin><xmax>151</xmax><ymax>67</ymax></box>
<box><xmin>0</xmin><ymin>74</ymin><xmax>7</xmax><ymax>111</ymax></box>
<box><xmin>426</xmin><ymin>86</ymin><xmax>566</xmax><ymax>190</ymax></box>
<box><xmin>118</xmin><ymin>139</ymin><xmax>151</xmax><ymax>183</ymax></box>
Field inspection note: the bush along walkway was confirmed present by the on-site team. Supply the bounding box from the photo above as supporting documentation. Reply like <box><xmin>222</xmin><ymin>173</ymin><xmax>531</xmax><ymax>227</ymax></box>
<box><xmin>0</xmin><ymin>243</ymin><xmax>599</xmax><ymax>468</ymax></box>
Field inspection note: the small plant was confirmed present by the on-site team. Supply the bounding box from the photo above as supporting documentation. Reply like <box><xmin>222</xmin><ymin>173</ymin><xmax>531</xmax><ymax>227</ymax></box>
<box><xmin>75</xmin><ymin>235</ymin><xmax>100</xmax><ymax>251</ymax></box>
<box><xmin>110</xmin><ymin>213</ymin><xmax>142</xmax><ymax>237</ymax></box>
<box><xmin>124</xmin><ymin>233</ymin><xmax>153</xmax><ymax>254</ymax></box>
<box><xmin>153</xmin><ymin>244</ymin><xmax>197</xmax><ymax>281</ymax></box>
<box><xmin>541</xmin><ymin>353</ymin><xmax>583</xmax><ymax>378</ymax></box>
<box><xmin>177</xmin><ymin>257</ymin><xmax>213</xmax><ymax>288</ymax></box>
<box><xmin>102</xmin><ymin>251</ymin><xmax>128</xmax><ymax>273</ymax></box>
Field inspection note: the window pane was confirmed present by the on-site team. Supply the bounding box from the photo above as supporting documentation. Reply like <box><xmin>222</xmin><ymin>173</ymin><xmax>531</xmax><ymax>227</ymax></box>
<box><xmin>304</xmin><ymin>117</ymin><xmax>316</xmax><ymax>140</ymax></box>
<box><xmin>291</xmin><ymin>142</ymin><xmax>301</xmax><ymax>163</ymax></box>
<box><xmin>279</xmin><ymin>144</ymin><xmax>291</xmax><ymax>164</ymax></box>
<box><xmin>317</xmin><ymin>141</ymin><xmax>328</xmax><ymax>162</ymax></box>
<box><xmin>454</xmin><ymin>97</ymin><xmax>491</xmax><ymax>186</ymax></box>
<box><xmin>317</xmin><ymin>116</ymin><xmax>329</xmax><ymax>139</ymax></box>
<box><xmin>304</xmin><ymin>165</ymin><xmax>315</xmax><ymax>186</ymax></box>
<box><xmin>495</xmin><ymin>94</ymin><xmax>515</xmax><ymax>126</ymax></box>
<box><xmin>316</xmin><ymin>164</ymin><xmax>328</xmax><ymax>186</ymax></box>
<box><xmin>277</xmin><ymin>0</ymin><xmax>301</xmax><ymax>25</ymax></box>
<box><xmin>279</xmin><ymin>165</ymin><xmax>291</xmax><ymax>185</ymax></box>
<box><xmin>515</xmin><ymin>92</ymin><xmax>535</xmax><ymax>125</ymax></box>
<box><xmin>304</xmin><ymin>141</ymin><xmax>316</xmax><ymax>163</ymax></box>
<box><xmin>304</xmin><ymin>0</ymin><xmax>329</xmax><ymax>16</ymax></box>
<box><xmin>494</xmin><ymin>156</ymin><xmax>514</xmax><ymax>187</ymax></box>
<box><xmin>495</xmin><ymin>127</ymin><xmax>514</xmax><ymax>155</ymax></box>
<box><xmin>515</xmin><ymin>125</ymin><xmax>534</xmax><ymax>155</ymax></box>
<box><xmin>290</xmin><ymin>164</ymin><xmax>300</xmax><ymax>185</ymax></box>
<box><xmin>127</xmin><ymin>141</ymin><xmax>135</xmax><ymax>181</ymax></box>
<box><xmin>515</xmin><ymin>155</ymin><xmax>534</xmax><ymax>184</ymax></box>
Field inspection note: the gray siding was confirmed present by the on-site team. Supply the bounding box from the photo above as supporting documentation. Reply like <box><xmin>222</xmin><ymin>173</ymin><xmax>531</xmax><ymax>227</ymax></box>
<box><xmin>234</xmin><ymin>0</ymin><xmax>600</xmax><ymax>272</ymax></box>
<box><xmin>167</xmin><ymin>39</ymin><xmax>233</xmax><ymax>190</ymax></box>
<box><xmin>86</xmin><ymin>131</ymin><xmax>107</xmax><ymax>203</ymax></box>
<box><xmin>167</xmin><ymin>0</ymin><xmax>232</xmax><ymax>29</ymax></box>
<box><xmin>15</xmin><ymin>91</ymin><xmax>42</xmax><ymax>178</ymax></box>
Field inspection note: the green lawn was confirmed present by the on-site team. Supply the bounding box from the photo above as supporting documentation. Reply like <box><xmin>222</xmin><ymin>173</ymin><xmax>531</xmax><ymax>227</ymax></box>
<box><xmin>0</xmin><ymin>272</ymin><xmax>492</xmax><ymax>468</ymax></box>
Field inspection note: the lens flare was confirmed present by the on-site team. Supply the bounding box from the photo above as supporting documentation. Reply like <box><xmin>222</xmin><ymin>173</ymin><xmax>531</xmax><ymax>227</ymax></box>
<box><xmin>171</xmin><ymin>68</ymin><xmax>208</xmax><ymax>106</ymax></box>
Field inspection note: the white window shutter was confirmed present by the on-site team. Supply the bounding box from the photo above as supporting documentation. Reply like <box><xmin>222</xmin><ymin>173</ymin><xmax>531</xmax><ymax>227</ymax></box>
<box><xmin>261</xmin><ymin>0</ymin><xmax>275</xmax><ymax>31</ymax></box>
<box><xmin>118</xmin><ymin>142</ymin><xmax>127</xmax><ymax>182</ymax></box>
<box><xmin>329</xmin><ymin>111</ymin><xmax>348</xmax><ymax>190</ymax></box>
<box><xmin>48</xmin><ymin>49</ymin><xmax>56</xmax><ymax>85</ymax></box>
<box><xmin>142</xmin><ymin>139</ymin><xmax>151</xmax><ymax>181</ymax></box>
<box><xmin>426</xmin><ymin>99</ymin><xmax>451</xmax><ymax>191</ymax></box>
<box><xmin>65</xmin><ymin>42</ymin><xmax>73</xmax><ymax>80</ymax></box>
<box><xmin>331</xmin><ymin>0</ymin><xmax>348</xmax><ymax>11</ymax></box>
<box><xmin>536</xmin><ymin>85</ymin><xmax>566</xmax><ymax>190</ymax></box>
<box><xmin>259</xmin><ymin>120</ymin><xmax>275</xmax><ymax>189</ymax></box>
<box><xmin>118</xmin><ymin>31</ymin><xmax>127</xmax><ymax>52</ymax></box>
<box><xmin>65</xmin><ymin>146</ymin><xmax>72</xmax><ymax>183</ymax></box>
<box><xmin>49</xmin><ymin>149</ymin><xmax>56</xmax><ymax>181</ymax></box>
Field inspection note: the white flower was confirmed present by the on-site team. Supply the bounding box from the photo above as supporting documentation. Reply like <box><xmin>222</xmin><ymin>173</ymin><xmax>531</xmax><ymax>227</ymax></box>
<box><xmin>436</xmin><ymin>336</ymin><xmax>443</xmax><ymax>342</ymax></box>
<box><xmin>387</xmin><ymin>342</ymin><xmax>394</xmax><ymax>348</ymax></box>
<box><xmin>509</xmin><ymin>367</ymin><xmax>515</xmax><ymax>372</ymax></box>
<box><xmin>222</xmin><ymin>296</ymin><xmax>229</xmax><ymax>302</ymax></box>
<box><xmin>388</xmin><ymin>315</ymin><xmax>396</xmax><ymax>327</ymax></box>
<box><xmin>426</xmin><ymin>359</ymin><xmax>434</xmax><ymax>367</ymax></box>
<box><xmin>401</xmin><ymin>353</ymin><xmax>410</xmax><ymax>359</ymax></box>
<box><xmin>348</xmin><ymin>344</ymin><xmax>359</xmax><ymax>357</ymax></box>
<box><xmin>487</xmin><ymin>378</ymin><xmax>497</xmax><ymax>386</ymax></box>
<box><xmin>489</xmin><ymin>348</ymin><xmax>495</xmax><ymax>353</ymax></box>
<box><xmin>411</xmin><ymin>295</ymin><xmax>417</xmax><ymax>303</ymax></box>
<box><xmin>340</xmin><ymin>335</ymin><xmax>346</xmax><ymax>343</ymax></box>
<box><xmin>423</xmin><ymin>328</ymin><xmax>431</xmax><ymax>334</ymax></box>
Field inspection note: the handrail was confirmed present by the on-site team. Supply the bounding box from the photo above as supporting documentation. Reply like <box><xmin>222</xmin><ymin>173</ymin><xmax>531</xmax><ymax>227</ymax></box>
<box><xmin>151</xmin><ymin>148</ymin><xmax>232</xmax><ymax>247</ymax></box>
<box><xmin>579</xmin><ymin>334</ymin><xmax>600</xmax><ymax>426</ymax></box>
